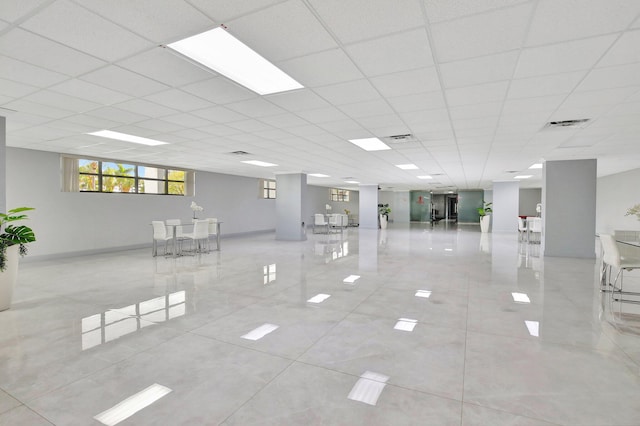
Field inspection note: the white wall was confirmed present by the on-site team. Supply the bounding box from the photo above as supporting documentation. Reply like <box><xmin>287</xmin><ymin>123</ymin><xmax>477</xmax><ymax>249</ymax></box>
<box><xmin>492</xmin><ymin>181</ymin><xmax>519</xmax><ymax>233</ymax></box>
<box><xmin>519</xmin><ymin>188</ymin><xmax>541</xmax><ymax>216</ymax></box>
<box><xmin>7</xmin><ymin>148</ymin><xmax>278</xmax><ymax>259</ymax></box>
<box><xmin>597</xmin><ymin>167</ymin><xmax>640</xmax><ymax>235</ymax></box>
<box><xmin>393</xmin><ymin>191</ymin><xmax>410</xmax><ymax>223</ymax></box>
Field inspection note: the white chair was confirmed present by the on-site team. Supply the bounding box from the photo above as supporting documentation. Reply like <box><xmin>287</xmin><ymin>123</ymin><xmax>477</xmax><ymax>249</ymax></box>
<box><xmin>165</xmin><ymin>219</ymin><xmax>185</xmax><ymax>254</ymax></box>
<box><xmin>328</xmin><ymin>214</ymin><xmax>340</xmax><ymax>232</ymax></box>
<box><xmin>527</xmin><ymin>217</ymin><xmax>542</xmax><ymax>243</ymax></box>
<box><xmin>314</xmin><ymin>214</ymin><xmax>329</xmax><ymax>234</ymax></box>
<box><xmin>600</xmin><ymin>234</ymin><xmax>640</xmax><ymax>300</ymax></box>
<box><xmin>518</xmin><ymin>217</ymin><xmax>527</xmax><ymax>241</ymax></box>
<box><xmin>206</xmin><ymin>217</ymin><xmax>219</xmax><ymax>251</ymax></box>
<box><xmin>183</xmin><ymin>220</ymin><xmax>210</xmax><ymax>253</ymax></box>
<box><xmin>152</xmin><ymin>221</ymin><xmax>172</xmax><ymax>256</ymax></box>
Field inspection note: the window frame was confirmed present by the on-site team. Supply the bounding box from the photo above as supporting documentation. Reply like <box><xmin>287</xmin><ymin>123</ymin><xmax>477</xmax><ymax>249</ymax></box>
<box><xmin>330</xmin><ymin>188</ymin><xmax>350</xmax><ymax>202</ymax></box>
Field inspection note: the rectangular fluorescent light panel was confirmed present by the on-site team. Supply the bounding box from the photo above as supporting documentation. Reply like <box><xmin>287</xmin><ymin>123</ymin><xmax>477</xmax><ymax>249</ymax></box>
<box><xmin>343</xmin><ymin>275</ymin><xmax>361</xmax><ymax>283</ymax></box>
<box><xmin>396</xmin><ymin>164</ymin><xmax>418</xmax><ymax>170</ymax></box>
<box><xmin>394</xmin><ymin>318</ymin><xmax>417</xmax><ymax>332</ymax></box>
<box><xmin>529</xmin><ymin>163</ymin><xmax>543</xmax><ymax>169</ymax></box>
<box><xmin>415</xmin><ymin>290</ymin><xmax>432</xmax><ymax>298</ymax></box>
<box><xmin>241</xmin><ymin>323</ymin><xmax>279</xmax><ymax>340</ymax></box>
<box><xmin>309</xmin><ymin>173</ymin><xmax>330</xmax><ymax>178</ymax></box>
<box><xmin>525</xmin><ymin>320</ymin><xmax>539</xmax><ymax>337</ymax></box>
<box><xmin>167</xmin><ymin>27</ymin><xmax>303</xmax><ymax>95</ymax></box>
<box><xmin>94</xmin><ymin>384</ymin><xmax>172</xmax><ymax>426</ymax></box>
<box><xmin>417</xmin><ymin>175</ymin><xmax>433</xmax><ymax>179</ymax></box>
<box><xmin>514</xmin><ymin>175</ymin><xmax>532</xmax><ymax>179</ymax></box>
<box><xmin>348</xmin><ymin>137</ymin><xmax>391</xmax><ymax>151</ymax></box>
<box><xmin>512</xmin><ymin>292</ymin><xmax>531</xmax><ymax>304</ymax></box>
<box><xmin>241</xmin><ymin>160</ymin><xmax>278</xmax><ymax>167</ymax></box>
<box><xmin>345</xmin><ymin>180</ymin><xmax>360</xmax><ymax>184</ymax></box>
<box><xmin>87</xmin><ymin>130</ymin><xmax>168</xmax><ymax>146</ymax></box>
<box><xmin>307</xmin><ymin>293</ymin><xmax>331</xmax><ymax>304</ymax></box>
<box><xmin>348</xmin><ymin>371</ymin><xmax>390</xmax><ymax>406</ymax></box>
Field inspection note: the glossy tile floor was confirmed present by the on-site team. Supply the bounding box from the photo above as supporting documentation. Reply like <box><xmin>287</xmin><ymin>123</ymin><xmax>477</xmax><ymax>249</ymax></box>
<box><xmin>2</xmin><ymin>223</ymin><xmax>640</xmax><ymax>425</ymax></box>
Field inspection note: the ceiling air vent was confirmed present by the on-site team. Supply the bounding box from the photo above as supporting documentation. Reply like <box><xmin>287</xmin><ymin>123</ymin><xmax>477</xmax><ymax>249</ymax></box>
<box><xmin>381</xmin><ymin>134</ymin><xmax>416</xmax><ymax>144</ymax></box>
<box><xmin>544</xmin><ymin>119</ymin><xmax>590</xmax><ymax>129</ymax></box>
<box><xmin>229</xmin><ymin>150</ymin><xmax>250</xmax><ymax>155</ymax></box>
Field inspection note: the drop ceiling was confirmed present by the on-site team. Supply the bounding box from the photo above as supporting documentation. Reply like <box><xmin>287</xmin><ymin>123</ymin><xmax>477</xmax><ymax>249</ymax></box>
<box><xmin>2</xmin><ymin>0</ymin><xmax>640</xmax><ymax>191</ymax></box>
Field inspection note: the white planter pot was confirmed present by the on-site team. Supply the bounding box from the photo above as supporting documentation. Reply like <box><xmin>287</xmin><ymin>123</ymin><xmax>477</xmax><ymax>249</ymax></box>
<box><xmin>0</xmin><ymin>245</ymin><xmax>20</xmax><ymax>311</ymax></box>
<box><xmin>380</xmin><ymin>214</ymin><xmax>388</xmax><ymax>230</ymax></box>
<box><xmin>480</xmin><ymin>215</ymin><xmax>491</xmax><ymax>233</ymax></box>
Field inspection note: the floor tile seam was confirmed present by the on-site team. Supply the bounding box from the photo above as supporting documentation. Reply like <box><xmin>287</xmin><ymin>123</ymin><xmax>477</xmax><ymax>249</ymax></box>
<box><xmin>286</xmin><ymin>359</ymin><xmax>466</xmax><ymax>405</ymax></box>
<box><xmin>343</xmin><ymin>309</ymin><xmax>469</xmax><ymax>334</ymax></box>
<box><xmin>1</xmin><ymin>404</ymin><xmax>56</xmax><ymax>425</ymax></box>
<box><xmin>465</xmin><ymin>328</ymin><xmax>640</xmax><ymax>364</ymax></box>
<box><xmin>598</xmin><ymin>328</ymin><xmax>640</xmax><ymax>370</ymax></box>
<box><xmin>458</xmin><ymin>401</ymin><xmax>563</xmax><ymax>426</ymax></box>
<box><xmin>460</xmin><ymin>276</ymin><xmax>471</xmax><ymax>424</ymax></box>
<box><xmin>290</xmin><ymin>308</ymin><xmax>353</xmax><ymax>363</ymax></box>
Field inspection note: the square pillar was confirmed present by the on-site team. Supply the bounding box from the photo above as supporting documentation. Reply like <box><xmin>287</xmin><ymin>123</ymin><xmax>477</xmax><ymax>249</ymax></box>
<box><xmin>275</xmin><ymin>173</ymin><xmax>307</xmax><ymax>241</ymax></box>
<box><xmin>492</xmin><ymin>181</ymin><xmax>519</xmax><ymax>233</ymax></box>
<box><xmin>358</xmin><ymin>184</ymin><xmax>379</xmax><ymax>229</ymax></box>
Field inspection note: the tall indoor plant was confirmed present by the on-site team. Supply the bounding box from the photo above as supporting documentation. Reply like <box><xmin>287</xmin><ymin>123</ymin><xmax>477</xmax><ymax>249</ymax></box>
<box><xmin>477</xmin><ymin>202</ymin><xmax>492</xmax><ymax>233</ymax></box>
<box><xmin>0</xmin><ymin>207</ymin><xmax>36</xmax><ymax>311</ymax></box>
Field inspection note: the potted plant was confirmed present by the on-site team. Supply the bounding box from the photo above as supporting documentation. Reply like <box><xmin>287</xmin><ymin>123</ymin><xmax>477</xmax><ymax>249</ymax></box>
<box><xmin>477</xmin><ymin>202</ymin><xmax>492</xmax><ymax>233</ymax></box>
<box><xmin>378</xmin><ymin>204</ymin><xmax>391</xmax><ymax>229</ymax></box>
<box><xmin>0</xmin><ymin>207</ymin><xmax>36</xmax><ymax>311</ymax></box>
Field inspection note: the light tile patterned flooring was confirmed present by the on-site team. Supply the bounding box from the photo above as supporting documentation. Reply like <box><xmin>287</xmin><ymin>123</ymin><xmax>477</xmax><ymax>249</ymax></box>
<box><xmin>1</xmin><ymin>223</ymin><xmax>640</xmax><ymax>425</ymax></box>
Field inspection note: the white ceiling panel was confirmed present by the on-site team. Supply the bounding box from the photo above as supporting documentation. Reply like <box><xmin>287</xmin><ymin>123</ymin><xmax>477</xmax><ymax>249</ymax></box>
<box><xmin>313</xmin><ymin>80</ymin><xmax>381</xmax><ymax>106</ymax></box>
<box><xmin>85</xmin><ymin>106</ymin><xmax>150</xmax><ymax>124</ymax></box>
<box><xmin>370</xmin><ymin>67</ymin><xmax>441</xmax><ymax>98</ymax></box>
<box><xmin>308</xmin><ymin>0</ymin><xmax>425</xmax><ymax>44</ymax></box>
<box><xmin>507</xmin><ymin>71</ymin><xmax>586</xmax><ymax>99</ymax></box>
<box><xmin>185</xmin><ymin>0</ymin><xmax>285</xmax><ymax>22</ymax></box>
<box><xmin>446</xmin><ymin>81</ymin><xmax>509</xmax><ymax>106</ymax></box>
<box><xmin>225</xmin><ymin>98</ymin><xmax>286</xmax><ymax>118</ymax></box>
<box><xmin>265</xmin><ymin>90</ymin><xmax>330</xmax><ymax>111</ymax></box>
<box><xmin>191</xmin><ymin>106</ymin><xmax>248</xmax><ymax>123</ymax></box>
<box><xmin>226</xmin><ymin>0</ymin><xmax>337</xmax><ymax>63</ymax></box>
<box><xmin>0</xmin><ymin>0</ymin><xmax>52</xmax><ymax>22</ymax></box>
<box><xmin>439</xmin><ymin>51</ymin><xmax>519</xmax><ymax>88</ymax></box>
<box><xmin>345</xmin><ymin>29</ymin><xmax>433</xmax><ymax>77</ymax></box>
<box><xmin>181</xmin><ymin>77</ymin><xmax>256</xmax><ymax>105</ymax></box>
<box><xmin>22</xmin><ymin>90</ymin><xmax>101</xmax><ymax>113</ymax></box>
<box><xmin>113</xmin><ymin>99</ymin><xmax>179</xmax><ymax>118</ymax></box>
<box><xmin>258</xmin><ymin>113</ymin><xmax>308</xmax><ymax>129</ymax></box>
<box><xmin>161</xmin><ymin>113</ymin><xmax>213</xmax><ymax>128</ymax></box>
<box><xmin>0</xmin><ymin>56</ymin><xmax>68</xmax><ymax>87</ymax></box>
<box><xmin>576</xmin><ymin>63</ymin><xmax>640</xmax><ymax>92</ymax></box>
<box><xmin>431</xmin><ymin>3</ymin><xmax>534</xmax><ymax>62</ymax></box>
<box><xmin>526</xmin><ymin>0</ymin><xmax>640</xmax><ymax>46</ymax></box>
<box><xmin>20</xmin><ymin>0</ymin><xmax>152</xmax><ymax>62</ymax></box>
<box><xmin>424</xmin><ymin>0</ymin><xmax>531</xmax><ymax>23</ymax></box>
<box><xmin>4</xmin><ymin>99</ymin><xmax>74</xmax><ymax>119</ymax></box>
<box><xmin>0</xmin><ymin>77</ymin><xmax>39</xmax><ymax>98</ymax></box>
<box><xmin>80</xmin><ymin>0</ymin><xmax>212</xmax><ymax>43</ymax></box>
<box><xmin>49</xmin><ymin>79</ymin><xmax>132</xmax><ymax>105</ymax></box>
<box><xmin>0</xmin><ymin>28</ymin><xmax>106</xmax><ymax>76</ymax></box>
<box><xmin>597</xmin><ymin>30</ymin><xmax>640</xmax><ymax>68</ymax></box>
<box><xmin>386</xmin><ymin>91</ymin><xmax>446</xmax><ymax>113</ymax></box>
<box><xmin>338</xmin><ymin>99</ymin><xmax>395</xmax><ymax>119</ymax></box>
<box><xmin>144</xmin><ymin>89</ymin><xmax>212</xmax><ymax>111</ymax></box>
<box><xmin>296</xmin><ymin>108</ymin><xmax>350</xmax><ymax>124</ymax></box>
<box><xmin>277</xmin><ymin>49</ymin><xmax>364</xmax><ymax>88</ymax></box>
<box><xmin>515</xmin><ymin>35</ymin><xmax>617</xmax><ymax>79</ymax></box>
<box><xmin>81</xmin><ymin>66</ymin><xmax>169</xmax><ymax>97</ymax></box>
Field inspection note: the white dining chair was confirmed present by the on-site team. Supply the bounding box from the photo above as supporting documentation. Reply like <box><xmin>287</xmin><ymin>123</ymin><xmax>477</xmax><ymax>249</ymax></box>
<box><xmin>152</xmin><ymin>221</ymin><xmax>172</xmax><ymax>256</ymax></box>
<box><xmin>314</xmin><ymin>214</ymin><xmax>329</xmax><ymax>234</ymax></box>
<box><xmin>518</xmin><ymin>217</ymin><xmax>527</xmax><ymax>241</ymax></box>
<box><xmin>527</xmin><ymin>217</ymin><xmax>542</xmax><ymax>243</ymax></box>
<box><xmin>206</xmin><ymin>217</ymin><xmax>219</xmax><ymax>251</ymax></box>
<box><xmin>165</xmin><ymin>219</ymin><xmax>185</xmax><ymax>254</ymax></box>
<box><xmin>183</xmin><ymin>219</ymin><xmax>210</xmax><ymax>253</ymax></box>
<box><xmin>600</xmin><ymin>234</ymin><xmax>640</xmax><ymax>300</ymax></box>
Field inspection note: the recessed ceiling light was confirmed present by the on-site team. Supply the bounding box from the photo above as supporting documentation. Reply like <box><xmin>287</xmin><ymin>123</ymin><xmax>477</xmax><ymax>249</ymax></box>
<box><xmin>348</xmin><ymin>137</ymin><xmax>391</xmax><ymax>151</ymax></box>
<box><xmin>529</xmin><ymin>163</ymin><xmax>543</xmax><ymax>169</ymax></box>
<box><xmin>514</xmin><ymin>175</ymin><xmax>532</xmax><ymax>179</ymax></box>
<box><xmin>242</xmin><ymin>160</ymin><xmax>278</xmax><ymax>167</ymax></box>
<box><xmin>309</xmin><ymin>173</ymin><xmax>330</xmax><ymax>177</ymax></box>
<box><xmin>87</xmin><ymin>130</ymin><xmax>168</xmax><ymax>146</ymax></box>
<box><xmin>417</xmin><ymin>175</ymin><xmax>433</xmax><ymax>179</ymax></box>
<box><xmin>167</xmin><ymin>27</ymin><xmax>303</xmax><ymax>95</ymax></box>
<box><xmin>345</xmin><ymin>180</ymin><xmax>360</xmax><ymax>184</ymax></box>
<box><xmin>396</xmin><ymin>164</ymin><xmax>418</xmax><ymax>170</ymax></box>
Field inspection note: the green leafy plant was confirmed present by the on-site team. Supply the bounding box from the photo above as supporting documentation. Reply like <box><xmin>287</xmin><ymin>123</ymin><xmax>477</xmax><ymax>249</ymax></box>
<box><xmin>477</xmin><ymin>202</ymin><xmax>493</xmax><ymax>217</ymax></box>
<box><xmin>0</xmin><ymin>207</ymin><xmax>36</xmax><ymax>271</ymax></box>
<box><xmin>626</xmin><ymin>204</ymin><xmax>640</xmax><ymax>220</ymax></box>
<box><xmin>378</xmin><ymin>204</ymin><xmax>391</xmax><ymax>217</ymax></box>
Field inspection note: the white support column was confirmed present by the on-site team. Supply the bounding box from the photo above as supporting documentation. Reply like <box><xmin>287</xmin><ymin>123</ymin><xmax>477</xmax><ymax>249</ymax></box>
<box><xmin>358</xmin><ymin>184</ymin><xmax>379</xmax><ymax>229</ymax></box>
<box><xmin>543</xmin><ymin>159</ymin><xmax>596</xmax><ymax>258</ymax></box>
<box><xmin>0</xmin><ymin>116</ymin><xmax>5</xmax><ymax>214</ymax></box>
<box><xmin>492</xmin><ymin>181</ymin><xmax>519</xmax><ymax>233</ymax></box>
<box><xmin>275</xmin><ymin>173</ymin><xmax>307</xmax><ymax>241</ymax></box>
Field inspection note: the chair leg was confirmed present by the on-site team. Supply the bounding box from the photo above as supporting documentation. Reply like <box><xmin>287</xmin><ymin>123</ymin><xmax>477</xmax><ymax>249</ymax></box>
<box><xmin>152</xmin><ymin>240</ymin><xmax>157</xmax><ymax>257</ymax></box>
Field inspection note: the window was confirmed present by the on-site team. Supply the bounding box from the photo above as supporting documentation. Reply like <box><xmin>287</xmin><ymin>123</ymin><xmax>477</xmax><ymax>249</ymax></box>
<box><xmin>66</xmin><ymin>156</ymin><xmax>192</xmax><ymax>195</ymax></box>
<box><xmin>330</xmin><ymin>188</ymin><xmax>350</xmax><ymax>202</ymax></box>
<box><xmin>260</xmin><ymin>179</ymin><xmax>276</xmax><ymax>199</ymax></box>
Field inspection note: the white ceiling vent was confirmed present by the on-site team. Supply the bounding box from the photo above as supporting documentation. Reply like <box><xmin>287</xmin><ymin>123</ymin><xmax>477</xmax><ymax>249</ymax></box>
<box><xmin>228</xmin><ymin>150</ymin><xmax>251</xmax><ymax>155</ymax></box>
<box><xmin>381</xmin><ymin>134</ymin><xmax>417</xmax><ymax>144</ymax></box>
<box><xmin>544</xmin><ymin>119</ymin><xmax>590</xmax><ymax>129</ymax></box>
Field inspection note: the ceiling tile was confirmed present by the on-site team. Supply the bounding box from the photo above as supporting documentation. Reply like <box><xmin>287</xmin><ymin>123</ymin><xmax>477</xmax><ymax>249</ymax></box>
<box><xmin>0</xmin><ymin>56</ymin><xmax>68</xmax><ymax>87</ymax></box>
<box><xmin>118</xmin><ymin>47</ymin><xmax>214</xmax><ymax>87</ymax></box>
<box><xmin>296</xmin><ymin>107</ymin><xmax>350</xmax><ymax>124</ymax></box>
<box><xmin>308</xmin><ymin>0</ymin><xmax>425</xmax><ymax>44</ymax></box>
<box><xmin>186</xmin><ymin>0</ymin><xmax>285</xmax><ymax>22</ymax></box>
<box><xmin>0</xmin><ymin>77</ymin><xmax>39</xmax><ymax>98</ymax></box>
<box><xmin>80</xmin><ymin>0</ymin><xmax>212</xmax><ymax>43</ymax></box>
<box><xmin>85</xmin><ymin>106</ymin><xmax>150</xmax><ymax>124</ymax></box>
<box><xmin>386</xmin><ymin>91</ymin><xmax>446</xmax><ymax>113</ymax></box>
<box><xmin>4</xmin><ymin>98</ymin><xmax>74</xmax><ymax>119</ymax></box>
<box><xmin>112</xmin><ymin>98</ymin><xmax>179</xmax><ymax>118</ymax></box>
<box><xmin>225</xmin><ymin>98</ymin><xmax>286</xmax><ymax>117</ymax></box>
<box><xmin>22</xmin><ymin>90</ymin><xmax>101</xmax><ymax>113</ymax></box>
<box><xmin>265</xmin><ymin>89</ymin><xmax>330</xmax><ymax>111</ymax></box>
<box><xmin>277</xmin><ymin>49</ymin><xmax>364</xmax><ymax>88</ymax></box>
<box><xmin>439</xmin><ymin>51</ymin><xmax>518</xmax><ymax>88</ymax></box>
<box><xmin>424</xmin><ymin>0</ymin><xmax>531</xmax><ymax>23</ymax></box>
<box><xmin>446</xmin><ymin>81</ymin><xmax>509</xmax><ymax>106</ymax></box>
<box><xmin>144</xmin><ymin>89</ymin><xmax>213</xmax><ymax>111</ymax></box>
<box><xmin>226</xmin><ymin>0</ymin><xmax>337</xmax><ymax>62</ymax></box>
<box><xmin>20</xmin><ymin>0</ymin><xmax>152</xmax><ymax>62</ymax></box>
<box><xmin>258</xmin><ymin>113</ymin><xmax>308</xmax><ymax>128</ymax></box>
<box><xmin>49</xmin><ymin>79</ymin><xmax>132</xmax><ymax>105</ymax></box>
<box><xmin>191</xmin><ymin>106</ymin><xmax>248</xmax><ymax>123</ymax></box>
<box><xmin>597</xmin><ymin>29</ymin><xmax>640</xmax><ymax>68</ymax></box>
<box><xmin>81</xmin><ymin>65</ymin><xmax>169</xmax><ymax>97</ymax></box>
<box><xmin>345</xmin><ymin>29</ymin><xmax>433</xmax><ymax>77</ymax></box>
<box><xmin>431</xmin><ymin>3</ymin><xmax>534</xmax><ymax>62</ymax></box>
<box><xmin>508</xmin><ymin>71</ymin><xmax>586</xmax><ymax>99</ymax></box>
<box><xmin>526</xmin><ymin>0</ymin><xmax>640</xmax><ymax>46</ymax></box>
<box><xmin>313</xmin><ymin>79</ymin><xmax>380</xmax><ymax>105</ymax></box>
<box><xmin>0</xmin><ymin>0</ymin><xmax>51</xmax><ymax>22</ymax></box>
<box><xmin>576</xmin><ymin>63</ymin><xmax>640</xmax><ymax>91</ymax></box>
<box><xmin>181</xmin><ymin>77</ymin><xmax>256</xmax><ymax>104</ymax></box>
<box><xmin>0</xmin><ymin>28</ymin><xmax>106</xmax><ymax>76</ymax></box>
<box><xmin>515</xmin><ymin>35</ymin><xmax>617</xmax><ymax>79</ymax></box>
<box><xmin>161</xmin><ymin>112</ymin><xmax>213</xmax><ymax>128</ymax></box>
<box><xmin>338</xmin><ymin>99</ymin><xmax>394</xmax><ymax>119</ymax></box>
<box><xmin>370</xmin><ymin>67</ymin><xmax>441</xmax><ymax>98</ymax></box>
